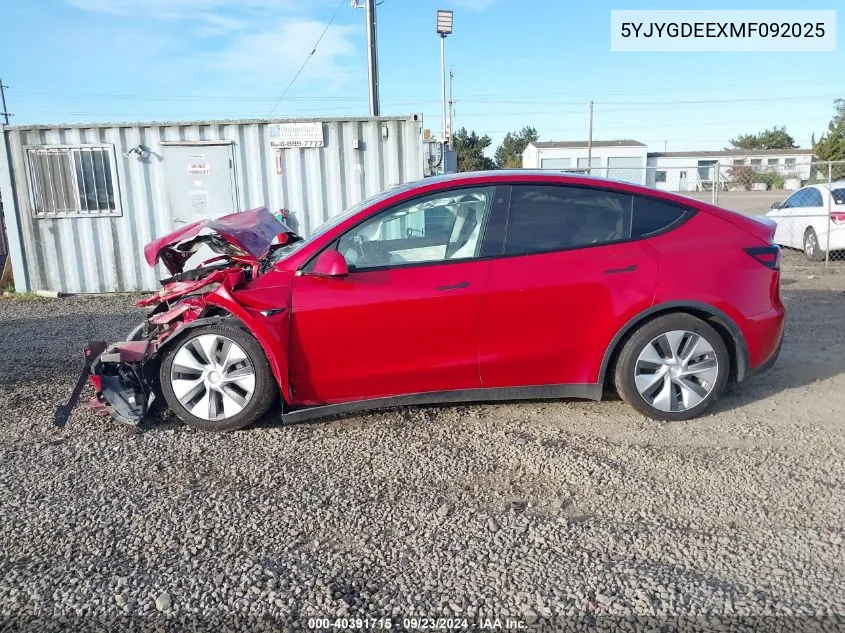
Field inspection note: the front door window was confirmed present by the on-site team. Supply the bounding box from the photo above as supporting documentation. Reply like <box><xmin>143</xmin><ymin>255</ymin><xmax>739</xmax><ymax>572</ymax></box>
<box><xmin>337</xmin><ymin>187</ymin><xmax>494</xmax><ymax>270</ymax></box>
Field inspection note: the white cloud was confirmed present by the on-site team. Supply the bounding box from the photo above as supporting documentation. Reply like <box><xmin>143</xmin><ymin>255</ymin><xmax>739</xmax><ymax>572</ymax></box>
<box><xmin>193</xmin><ymin>18</ymin><xmax>359</xmax><ymax>90</ymax></box>
<box><xmin>62</xmin><ymin>0</ymin><xmax>335</xmax><ymax>31</ymax></box>
<box><xmin>65</xmin><ymin>0</ymin><xmax>288</xmax><ymax>15</ymax></box>
<box><xmin>199</xmin><ymin>12</ymin><xmax>251</xmax><ymax>31</ymax></box>
<box><xmin>445</xmin><ymin>0</ymin><xmax>497</xmax><ymax>11</ymax></box>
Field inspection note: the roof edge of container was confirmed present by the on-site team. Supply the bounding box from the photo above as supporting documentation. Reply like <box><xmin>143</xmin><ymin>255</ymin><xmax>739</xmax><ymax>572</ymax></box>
<box><xmin>2</xmin><ymin>113</ymin><xmax>424</xmax><ymax>132</ymax></box>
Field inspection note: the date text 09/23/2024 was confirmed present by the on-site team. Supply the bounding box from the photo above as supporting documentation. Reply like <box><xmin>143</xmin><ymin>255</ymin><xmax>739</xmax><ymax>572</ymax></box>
<box><xmin>306</xmin><ymin>617</ymin><xmax>529</xmax><ymax>630</ymax></box>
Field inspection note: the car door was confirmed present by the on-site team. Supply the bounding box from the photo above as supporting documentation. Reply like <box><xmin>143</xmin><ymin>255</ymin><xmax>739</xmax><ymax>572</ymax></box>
<box><xmin>767</xmin><ymin>191</ymin><xmax>798</xmax><ymax>248</ymax></box>
<box><xmin>288</xmin><ymin>185</ymin><xmax>503</xmax><ymax>406</ymax></box>
<box><xmin>778</xmin><ymin>187</ymin><xmax>824</xmax><ymax>248</ymax></box>
<box><xmin>478</xmin><ymin>184</ymin><xmax>676</xmax><ymax>388</ymax></box>
<box><xmin>796</xmin><ymin>187</ymin><xmax>828</xmax><ymax>249</ymax></box>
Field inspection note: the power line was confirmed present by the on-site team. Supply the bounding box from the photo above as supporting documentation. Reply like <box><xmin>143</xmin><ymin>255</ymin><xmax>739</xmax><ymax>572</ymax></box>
<box><xmin>11</xmin><ymin>78</ymin><xmax>842</xmax><ymax>104</ymax></box>
<box><xmin>267</xmin><ymin>0</ymin><xmax>347</xmax><ymax>116</ymax></box>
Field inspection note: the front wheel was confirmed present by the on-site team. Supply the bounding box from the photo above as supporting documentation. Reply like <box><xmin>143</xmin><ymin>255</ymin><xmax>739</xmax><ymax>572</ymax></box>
<box><xmin>614</xmin><ymin>314</ymin><xmax>729</xmax><ymax>421</ymax></box>
<box><xmin>804</xmin><ymin>227</ymin><xmax>825</xmax><ymax>262</ymax></box>
<box><xmin>159</xmin><ymin>324</ymin><xmax>277</xmax><ymax>431</ymax></box>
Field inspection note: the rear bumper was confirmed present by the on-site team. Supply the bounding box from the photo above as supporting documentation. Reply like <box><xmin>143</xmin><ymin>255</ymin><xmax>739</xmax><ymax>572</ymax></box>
<box><xmin>741</xmin><ymin>305</ymin><xmax>785</xmax><ymax>381</ymax></box>
<box><xmin>745</xmin><ymin>330</ymin><xmax>783</xmax><ymax>380</ymax></box>
<box><xmin>822</xmin><ymin>225</ymin><xmax>845</xmax><ymax>251</ymax></box>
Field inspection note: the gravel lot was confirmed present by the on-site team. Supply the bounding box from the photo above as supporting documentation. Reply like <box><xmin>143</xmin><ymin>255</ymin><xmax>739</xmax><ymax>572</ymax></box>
<box><xmin>1</xmin><ymin>250</ymin><xmax>844</xmax><ymax>632</ymax></box>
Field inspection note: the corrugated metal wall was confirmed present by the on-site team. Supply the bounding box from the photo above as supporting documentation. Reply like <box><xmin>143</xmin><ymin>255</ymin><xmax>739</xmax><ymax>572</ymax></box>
<box><xmin>0</xmin><ymin>116</ymin><xmax>424</xmax><ymax>293</ymax></box>
<box><xmin>0</xmin><ymin>194</ymin><xmax>8</xmax><ymax>263</ymax></box>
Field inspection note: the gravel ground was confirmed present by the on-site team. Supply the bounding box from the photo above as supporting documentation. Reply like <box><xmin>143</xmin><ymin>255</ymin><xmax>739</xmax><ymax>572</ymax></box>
<box><xmin>0</xmin><ymin>252</ymin><xmax>844</xmax><ymax>632</ymax></box>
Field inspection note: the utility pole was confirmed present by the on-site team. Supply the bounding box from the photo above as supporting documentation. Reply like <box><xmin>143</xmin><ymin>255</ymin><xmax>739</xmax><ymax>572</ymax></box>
<box><xmin>448</xmin><ymin>67</ymin><xmax>454</xmax><ymax>149</ymax></box>
<box><xmin>0</xmin><ymin>80</ymin><xmax>11</xmax><ymax>126</ymax></box>
<box><xmin>586</xmin><ymin>100</ymin><xmax>594</xmax><ymax>174</ymax></box>
<box><xmin>664</xmin><ymin>140</ymin><xmax>668</xmax><ymax>152</ymax></box>
<box><xmin>365</xmin><ymin>0</ymin><xmax>380</xmax><ymax>116</ymax></box>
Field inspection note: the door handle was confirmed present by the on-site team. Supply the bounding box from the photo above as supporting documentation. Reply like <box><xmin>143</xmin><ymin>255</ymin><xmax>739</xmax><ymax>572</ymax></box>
<box><xmin>437</xmin><ymin>281</ymin><xmax>470</xmax><ymax>291</ymax></box>
<box><xmin>604</xmin><ymin>264</ymin><xmax>637</xmax><ymax>274</ymax></box>
<box><xmin>173</xmin><ymin>218</ymin><xmax>187</xmax><ymax>224</ymax></box>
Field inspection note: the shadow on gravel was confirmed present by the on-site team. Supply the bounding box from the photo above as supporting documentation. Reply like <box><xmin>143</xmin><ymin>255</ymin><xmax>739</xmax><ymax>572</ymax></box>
<box><xmin>715</xmin><ymin>287</ymin><xmax>845</xmax><ymax>411</ymax></box>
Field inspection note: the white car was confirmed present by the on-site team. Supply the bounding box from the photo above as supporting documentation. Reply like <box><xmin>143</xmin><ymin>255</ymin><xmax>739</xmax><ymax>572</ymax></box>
<box><xmin>766</xmin><ymin>182</ymin><xmax>845</xmax><ymax>261</ymax></box>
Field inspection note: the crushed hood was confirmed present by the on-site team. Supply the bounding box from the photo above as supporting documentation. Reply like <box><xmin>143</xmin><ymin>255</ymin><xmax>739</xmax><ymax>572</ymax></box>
<box><xmin>144</xmin><ymin>207</ymin><xmax>297</xmax><ymax>274</ymax></box>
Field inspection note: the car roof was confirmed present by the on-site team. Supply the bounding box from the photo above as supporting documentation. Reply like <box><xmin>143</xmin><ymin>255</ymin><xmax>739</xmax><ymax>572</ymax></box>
<box><xmin>420</xmin><ymin>169</ymin><xmax>629</xmax><ymax>186</ymax></box>
<box><xmin>404</xmin><ymin>170</ymin><xmax>718</xmax><ymax>211</ymax></box>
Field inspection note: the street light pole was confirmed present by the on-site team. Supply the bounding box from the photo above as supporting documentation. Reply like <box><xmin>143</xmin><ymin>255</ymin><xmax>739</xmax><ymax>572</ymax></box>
<box><xmin>435</xmin><ymin>10</ymin><xmax>453</xmax><ymax>171</ymax></box>
<box><xmin>440</xmin><ymin>35</ymin><xmax>447</xmax><ymax>147</ymax></box>
<box><xmin>587</xmin><ymin>100</ymin><xmax>594</xmax><ymax>175</ymax></box>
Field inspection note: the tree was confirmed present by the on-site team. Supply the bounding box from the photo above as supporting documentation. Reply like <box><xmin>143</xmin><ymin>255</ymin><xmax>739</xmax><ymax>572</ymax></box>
<box><xmin>452</xmin><ymin>127</ymin><xmax>496</xmax><ymax>172</ymax></box>
<box><xmin>494</xmin><ymin>126</ymin><xmax>539</xmax><ymax>169</ymax></box>
<box><xmin>814</xmin><ymin>99</ymin><xmax>845</xmax><ymax>164</ymax></box>
<box><xmin>728</xmin><ymin>126</ymin><xmax>797</xmax><ymax>150</ymax></box>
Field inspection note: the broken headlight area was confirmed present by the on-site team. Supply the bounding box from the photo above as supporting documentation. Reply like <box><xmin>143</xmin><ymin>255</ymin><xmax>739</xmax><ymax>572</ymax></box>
<box><xmin>87</xmin><ymin>340</ymin><xmax>158</xmax><ymax>426</ymax></box>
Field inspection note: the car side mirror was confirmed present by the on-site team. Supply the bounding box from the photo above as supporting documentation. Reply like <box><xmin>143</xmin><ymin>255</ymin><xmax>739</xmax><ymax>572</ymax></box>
<box><xmin>770</xmin><ymin>201</ymin><xmax>783</xmax><ymax>210</ymax></box>
<box><xmin>311</xmin><ymin>249</ymin><xmax>348</xmax><ymax>278</ymax></box>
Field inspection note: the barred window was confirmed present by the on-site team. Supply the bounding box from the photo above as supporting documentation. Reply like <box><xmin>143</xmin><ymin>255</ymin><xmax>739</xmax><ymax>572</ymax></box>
<box><xmin>27</xmin><ymin>146</ymin><xmax>120</xmax><ymax>218</ymax></box>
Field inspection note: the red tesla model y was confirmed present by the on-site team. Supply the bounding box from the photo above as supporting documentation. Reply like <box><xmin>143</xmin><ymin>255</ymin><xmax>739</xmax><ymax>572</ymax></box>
<box><xmin>58</xmin><ymin>171</ymin><xmax>785</xmax><ymax>431</ymax></box>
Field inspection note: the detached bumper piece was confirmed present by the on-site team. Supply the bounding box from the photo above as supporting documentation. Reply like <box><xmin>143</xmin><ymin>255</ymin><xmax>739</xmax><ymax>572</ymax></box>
<box><xmin>53</xmin><ymin>340</ymin><xmax>156</xmax><ymax>428</ymax></box>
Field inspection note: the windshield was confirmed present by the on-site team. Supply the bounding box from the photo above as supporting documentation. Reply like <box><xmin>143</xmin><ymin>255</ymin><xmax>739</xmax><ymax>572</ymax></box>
<box><xmin>268</xmin><ymin>188</ymin><xmax>403</xmax><ymax>264</ymax></box>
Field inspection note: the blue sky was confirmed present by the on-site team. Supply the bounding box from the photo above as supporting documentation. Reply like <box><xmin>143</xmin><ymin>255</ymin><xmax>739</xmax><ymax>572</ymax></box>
<box><xmin>0</xmin><ymin>0</ymin><xmax>842</xmax><ymax>154</ymax></box>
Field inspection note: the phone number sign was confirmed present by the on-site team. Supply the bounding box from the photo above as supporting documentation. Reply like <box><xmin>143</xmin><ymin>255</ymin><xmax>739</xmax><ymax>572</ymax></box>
<box><xmin>268</xmin><ymin>122</ymin><xmax>325</xmax><ymax>148</ymax></box>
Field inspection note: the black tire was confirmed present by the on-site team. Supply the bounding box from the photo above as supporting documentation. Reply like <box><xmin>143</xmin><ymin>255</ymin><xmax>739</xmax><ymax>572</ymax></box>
<box><xmin>159</xmin><ymin>323</ymin><xmax>278</xmax><ymax>431</ymax></box>
<box><xmin>804</xmin><ymin>227</ymin><xmax>825</xmax><ymax>262</ymax></box>
<box><xmin>613</xmin><ymin>313</ymin><xmax>730</xmax><ymax>421</ymax></box>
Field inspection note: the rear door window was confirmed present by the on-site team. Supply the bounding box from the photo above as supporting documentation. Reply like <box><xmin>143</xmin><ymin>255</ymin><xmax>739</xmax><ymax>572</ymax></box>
<box><xmin>504</xmin><ymin>185</ymin><xmax>691</xmax><ymax>255</ymax></box>
<box><xmin>504</xmin><ymin>185</ymin><xmax>633</xmax><ymax>255</ymax></box>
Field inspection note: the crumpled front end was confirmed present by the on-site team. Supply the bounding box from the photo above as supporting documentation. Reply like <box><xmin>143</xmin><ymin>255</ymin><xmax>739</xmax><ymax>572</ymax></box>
<box><xmin>77</xmin><ymin>266</ymin><xmax>247</xmax><ymax>427</ymax></box>
<box><xmin>54</xmin><ymin>207</ymin><xmax>297</xmax><ymax>428</ymax></box>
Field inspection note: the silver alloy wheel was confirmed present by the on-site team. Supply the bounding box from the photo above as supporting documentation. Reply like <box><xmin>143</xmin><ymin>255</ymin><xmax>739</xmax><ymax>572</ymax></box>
<box><xmin>633</xmin><ymin>330</ymin><xmax>719</xmax><ymax>413</ymax></box>
<box><xmin>169</xmin><ymin>334</ymin><xmax>256</xmax><ymax>421</ymax></box>
<box><xmin>805</xmin><ymin>230</ymin><xmax>818</xmax><ymax>258</ymax></box>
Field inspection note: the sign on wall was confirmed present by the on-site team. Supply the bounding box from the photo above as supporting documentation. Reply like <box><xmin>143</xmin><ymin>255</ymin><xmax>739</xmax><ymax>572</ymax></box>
<box><xmin>268</xmin><ymin>122</ymin><xmax>325</xmax><ymax>148</ymax></box>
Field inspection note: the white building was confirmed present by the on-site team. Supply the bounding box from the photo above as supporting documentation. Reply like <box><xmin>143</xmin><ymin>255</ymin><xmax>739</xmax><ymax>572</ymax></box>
<box><xmin>522</xmin><ymin>140</ymin><xmax>647</xmax><ymax>184</ymax></box>
<box><xmin>523</xmin><ymin>140</ymin><xmax>815</xmax><ymax>191</ymax></box>
<box><xmin>645</xmin><ymin>148</ymin><xmax>815</xmax><ymax>192</ymax></box>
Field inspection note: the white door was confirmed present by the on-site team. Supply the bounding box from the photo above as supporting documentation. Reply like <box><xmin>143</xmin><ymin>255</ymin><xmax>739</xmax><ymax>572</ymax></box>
<box><xmin>161</xmin><ymin>142</ymin><xmax>239</xmax><ymax>270</ymax></box>
<box><xmin>787</xmin><ymin>187</ymin><xmax>826</xmax><ymax>250</ymax></box>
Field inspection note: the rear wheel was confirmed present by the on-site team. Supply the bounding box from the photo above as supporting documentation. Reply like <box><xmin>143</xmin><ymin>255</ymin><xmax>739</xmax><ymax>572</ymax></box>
<box><xmin>614</xmin><ymin>313</ymin><xmax>729</xmax><ymax>421</ymax></box>
<box><xmin>804</xmin><ymin>227</ymin><xmax>825</xmax><ymax>262</ymax></box>
<box><xmin>159</xmin><ymin>324</ymin><xmax>277</xmax><ymax>431</ymax></box>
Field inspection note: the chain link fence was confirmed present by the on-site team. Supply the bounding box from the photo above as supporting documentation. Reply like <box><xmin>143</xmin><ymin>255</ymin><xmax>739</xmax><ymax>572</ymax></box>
<box><xmin>560</xmin><ymin>160</ymin><xmax>845</xmax><ymax>271</ymax></box>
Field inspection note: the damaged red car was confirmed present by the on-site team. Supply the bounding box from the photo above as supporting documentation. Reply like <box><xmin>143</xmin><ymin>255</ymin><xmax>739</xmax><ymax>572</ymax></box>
<box><xmin>56</xmin><ymin>171</ymin><xmax>785</xmax><ymax>431</ymax></box>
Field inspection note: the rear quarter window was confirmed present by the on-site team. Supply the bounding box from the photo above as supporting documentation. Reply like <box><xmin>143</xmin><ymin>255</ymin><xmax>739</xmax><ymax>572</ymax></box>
<box><xmin>631</xmin><ymin>196</ymin><xmax>690</xmax><ymax>238</ymax></box>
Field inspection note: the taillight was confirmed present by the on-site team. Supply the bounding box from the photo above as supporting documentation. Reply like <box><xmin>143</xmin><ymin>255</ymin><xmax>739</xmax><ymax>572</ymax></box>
<box><xmin>745</xmin><ymin>245</ymin><xmax>780</xmax><ymax>270</ymax></box>
<box><xmin>830</xmin><ymin>211</ymin><xmax>845</xmax><ymax>225</ymax></box>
